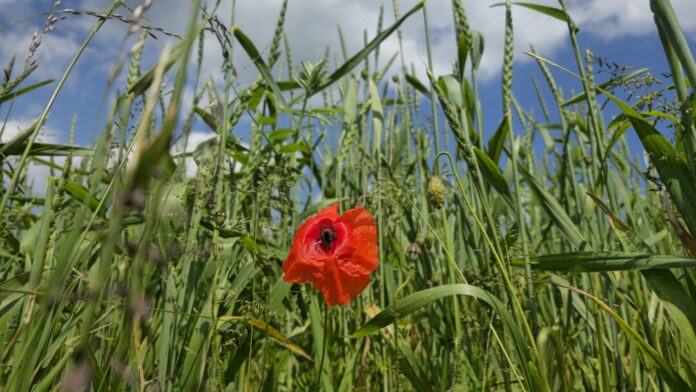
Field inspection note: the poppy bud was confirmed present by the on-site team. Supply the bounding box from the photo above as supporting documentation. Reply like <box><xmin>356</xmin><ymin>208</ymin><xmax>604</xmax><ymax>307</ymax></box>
<box><xmin>406</xmin><ymin>241</ymin><xmax>422</xmax><ymax>260</ymax></box>
<box><xmin>427</xmin><ymin>176</ymin><xmax>446</xmax><ymax>209</ymax></box>
<box><xmin>214</xmin><ymin>210</ymin><xmax>226</xmax><ymax>226</ymax></box>
<box><xmin>360</xmin><ymin>68</ymin><xmax>369</xmax><ymax>80</ymax></box>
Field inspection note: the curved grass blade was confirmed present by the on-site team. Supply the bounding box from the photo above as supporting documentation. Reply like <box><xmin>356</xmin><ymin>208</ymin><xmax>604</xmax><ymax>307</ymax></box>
<box><xmin>397</xmin><ymin>338</ymin><xmax>431</xmax><ymax>391</ymax></box>
<box><xmin>349</xmin><ymin>284</ymin><xmax>533</xmax><ymax>383</ymax></box>
<box><xmin>0</xmin><ymin>120</ymin><xmax>38</xmax><ymax>156</ymax></box>
<box><xmin>589</xmin><ymin>192</ymin><xmax>696</xmax><ymax>363</ymax></box>
<box><xmin>527</xmin><ymin>51</ymin><xmax>696</xmax><ymax>241</ymax></box>
<box><xmin>0</xmin><ymin>142</ymin><xmax>92</xmax><ymax>156</ymax></box>
<box><xmin>0</xmin><ymin>272</ymin><xmax>30</xmax><ymax>303</ymax></box>
<box><xmin>63</xmin><ymin>181</ymin><xmax>106</xmax><ymax>217</ymax></box>
<box><xmin>312</xmin><ymin>1</ymin><xmax>424</xmax><ymax>94</ymax></box>
<box><xmin>643</xmin><ymin>270</ymin><xmax>696</xmax><ymax>360</ymax></box>
<box><xmin>0</xmin><ymin>79</ymin><xmax>53</xmax><ymax>105</ymax></box>
<box><xmin>492</xmin><ymin>2</ymin><xmax>578</xmax><ymax>32</ymax></box>
<box><xmin>232</xmin><ymin>27</ymin><xmax>289</xmax><ymax>112</ymax></box>
<box><xmin>518</xmin><ymin>165</ymin><xmax>587</xmax><ymax>250</ymax></box>
<box><xmin>405</xmin><ymin>74</ymin><xmax>431</xmax><ymax>99</ymax></box>
<box><xmin>487</xmin><ymin>118</ymin><xmax>509</xmax><ymax>164</ymax></box>
<box><xmin>551</xmin><ymin>282</ymin><xmax>691</xmax><ymax>390</ymax></box>
<box><xmin>472</xmin><ymin>146</ymin><xmax>513</xmax><ymax>207</ymax></box>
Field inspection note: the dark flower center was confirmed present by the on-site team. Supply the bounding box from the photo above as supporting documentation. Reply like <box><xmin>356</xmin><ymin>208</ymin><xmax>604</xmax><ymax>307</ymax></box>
<box><xmin>318</xmin><ymin>225</ymin><xmax>338</xmax><ymax>253</ymax></box>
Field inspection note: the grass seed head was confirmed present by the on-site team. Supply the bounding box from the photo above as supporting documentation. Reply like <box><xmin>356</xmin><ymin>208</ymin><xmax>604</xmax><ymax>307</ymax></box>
<box><xmin>427</xmin><ymin>175</ymin><xmax>446</xmax><ymax>209</ymax></box>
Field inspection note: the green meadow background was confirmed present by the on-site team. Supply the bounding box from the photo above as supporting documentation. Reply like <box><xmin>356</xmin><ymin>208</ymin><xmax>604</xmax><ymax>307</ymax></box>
<box><xmin>3</xmin><ymin>0</ymin><xmax>696</xmax><ymax>390</ymax></box>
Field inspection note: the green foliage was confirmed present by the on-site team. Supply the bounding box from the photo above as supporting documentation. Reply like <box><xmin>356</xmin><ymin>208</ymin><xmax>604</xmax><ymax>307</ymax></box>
<box><xmin>2</xmin><ymin>0</ymin><xmax>696</xmax><ymax>390</ymax></box>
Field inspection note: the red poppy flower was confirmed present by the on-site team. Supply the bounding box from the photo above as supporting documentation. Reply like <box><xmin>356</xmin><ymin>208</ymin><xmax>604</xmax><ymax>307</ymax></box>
<box><xmin>282</xmin><ymin>204</ymin><xmax>378</xmax><ymax>307</ymax></box>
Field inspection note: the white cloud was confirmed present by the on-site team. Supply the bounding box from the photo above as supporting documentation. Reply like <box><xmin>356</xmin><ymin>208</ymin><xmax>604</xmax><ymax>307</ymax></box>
<box><xmin>109</xmin><ymin>0</ymin><xmax>574</xmax><ymax>82</ymax></box>
<box><xmin>170</xmin><ymin>130</ymin><xmax>217</xmax><ymax>178</ymax></box>
<box><xmin>5</xmin><ymin>0</ymin><xmax>696</xmax><ymax>90</ymax></box>
<box><xmin>569</xmin><ymin>0</ymin><xmax>696</xmax><ymax>40</ymax></box>
<box><xmin>3</xmin><ymin>0</ymin><xmax>693</xmax><ymax>194</ymax></box>
<box><xmin>1</xmin><ymin>118</ymin><xmax>66</xmax><ymax>195</ymax></box>
<box><xmin>1</xmin><ymin>119</ymin><xmax>54</xmax><ymax>142</ymax></box>
<box><xmin>0</xmin><ymin>28</ymin><xmax>81</xmax><ymax>79</ymax></box>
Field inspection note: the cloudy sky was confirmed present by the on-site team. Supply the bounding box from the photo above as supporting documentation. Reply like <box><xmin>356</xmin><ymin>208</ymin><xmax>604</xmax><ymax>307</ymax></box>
<box><xmin>1</xmin><ymin>0</ymin><xmax>695</xmax><ymax>191</ymax></box>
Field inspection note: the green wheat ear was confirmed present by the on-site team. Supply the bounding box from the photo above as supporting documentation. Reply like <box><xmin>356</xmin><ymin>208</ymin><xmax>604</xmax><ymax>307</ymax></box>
<box><xmin>126</xmin><ymin>29</ymin><xmax>147</xmax><ymax>93</ymax></box>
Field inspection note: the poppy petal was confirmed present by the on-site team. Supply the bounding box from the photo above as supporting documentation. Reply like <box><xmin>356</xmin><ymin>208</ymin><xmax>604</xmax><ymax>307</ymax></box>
<box><xmin>282</xmin><ymin>203</ymin><xmax>378</xmax><ymax>307</ymax></box>
<box><xmin>337</xmin><ymin>206</ymin><xmax>378</xmax><ymax>274</ymax></box>
<box><xmin>316</xmin><ymin>259</ymin><xmax>372</xmax><ymax>306</ymax></box>
<box><xmin>282</xmin><ymin>205</ymin><xmax>339</xmax><ymax>282</ymax></box>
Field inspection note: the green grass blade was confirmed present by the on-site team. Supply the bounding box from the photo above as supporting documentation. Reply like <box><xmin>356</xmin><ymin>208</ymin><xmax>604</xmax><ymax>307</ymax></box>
<box><xmin>0</xmin><ymin>79</ymin><xmax>53</xmax><ymax>105</ymax></box>
<box><xmin>519</xmin><ymin>165</ymin><xmax>587</xmax><ymax>249</ymax></box>
<box><xmin>553</xmin><ymin>282</ymin><xmax>692</xmax><ymax>390</ymax></box>
<box><xmin>313</xmin><ymin>1</ymin><xmax>424</xmax><ymax>94</ymax></box>
<box><xmin>349</xmin><ymin>284</ymin><xmax>533</xmax><ymax>383</ymax></box>
<box><xmin>519</xmin><ymin>251</ymin><xmax>696</xmax><ymax>271</ymax></box>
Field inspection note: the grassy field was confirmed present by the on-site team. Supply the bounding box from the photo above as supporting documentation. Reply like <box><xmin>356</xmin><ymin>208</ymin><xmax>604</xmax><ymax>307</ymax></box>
<box><xmin>2</xmin><ymin>0</ymin><xmax>696</xmax><ymax>390</ymax></box>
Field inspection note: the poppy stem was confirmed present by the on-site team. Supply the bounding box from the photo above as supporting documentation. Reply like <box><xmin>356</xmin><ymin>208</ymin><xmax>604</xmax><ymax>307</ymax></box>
<box><xmin>316</xmin><ymin>304</ymin><xmax>329</xmax><ymax>388</ymax></box>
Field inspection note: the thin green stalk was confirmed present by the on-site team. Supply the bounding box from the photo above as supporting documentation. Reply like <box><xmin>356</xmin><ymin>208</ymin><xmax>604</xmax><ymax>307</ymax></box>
<box><xmin>502</xmin><ymin>0</ymin><xmax>537</xmax><ymax>336</ymax></box>
<box><xmin>0</xmin><ymin>0</ymin><xmax>122</xmax><ymax>215</ymax></box>
<box><xmin>421</xmin><ymin>2</ymin><xmax>441</xmax><ymax>159</ymax></box>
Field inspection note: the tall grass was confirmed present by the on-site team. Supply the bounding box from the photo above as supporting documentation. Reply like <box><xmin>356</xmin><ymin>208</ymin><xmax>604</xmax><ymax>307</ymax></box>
<box><xmin>1</xmin><ymin>0</ymin><xmax>696</xmax><ymax>390</ymax></box>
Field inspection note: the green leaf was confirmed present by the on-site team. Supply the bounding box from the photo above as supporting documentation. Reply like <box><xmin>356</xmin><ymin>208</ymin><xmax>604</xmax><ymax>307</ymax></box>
<box><xmin>350</xmin><ymin>284</ymin><xmax>533</xmax><ymax>384</ymax></box>
<box><xmin>487</xmin><ymin>118</ymin><xmax>509</xmax><ymax>164</ymax></box>
<box><xmin>0</xmin><ymin>79</ymin><xmax>54</xmax><ymax>105</ymax></box>
<box><xmin>586</xmin><ymin>192</ymin><xmax>643</xmax><ymax>250</ymax></box>
<box><xmin>598</xmin><ymin>91</ymin><xmax>696</xmax><ymax>240</ymax></box>
<box><xmin>405</xmin><ymin>74</ymin><xmax>431</xmax><ymax>98</ymax></box>
<box><xmin>278</xmin><ymin>142</ymin><xmax>310</xmax><ymax>155</ymax></box>
<box><xmin>267</xmin><ymin>128</ymin><xmax>297</xmax><ymax>142</ymax></box>
<box><xmin>437</xmin><ymin>75</ymin><xmax>463</xmax><ymax>109</ymax></box>
<box><xmin>63</xmin><ymin>181</ymin><xmax>105</xmax><ymax>217</ymax></box>
<box><xmin>268</xmin><ymin>278</ymin><xmax>292</xmax><ymax>313</ymax></box>
<box><xmin>0</xmin><ymin>272</ymin><xmax>30</xmax><ymax>302</ymax></box>
<box><xmin>455</xmin><ymin>31</ymin><xmax>468</xmax><ymax>79</ymax></box>
<box><xmin>518</xmin><ymin>251</ymin><xmax>696</xmax><ymax>272</ymax></box>
<box><xmin>493</xmin><ymin>2</ymin><xmax>578</xmax><ymax>32</ymax></box>
<box><xmin>0</xmin><ymin>120</ymin><xmax>38</xmax><ymax>156</ymax></box>
<box><xmin>311</xmin><ymin>1</ymin><xmax>424</xmax><ymax>94</ymax></box>
<box><xmin>232</xmin><ymin>27</ymin><xmax>290</xmax><ymax>113</ymax></box>
<box><xmin>342</xmin><ymin>79</ymin><xmax>359</xmax><ymax>127</ymax></box>
<box><xmin>519</xmin><ymin>165</ymin><xmax>587</xmax><ymax>249</ymax></box>
<box><xmin>554</xmin><ymin>282</ymin><xmax>691</xmax><ymax>390</ymax></box>
<box><xmin>528</xmin><ymin>50</ymin><xmax>696</xmax><ymax>241</ymax></box>
<box><xmin>193</xmin><ymin>107</ymin><xmax>219</xmax><ymax>133</ymax></box>
<box><xmin>398</xmin><ymin>338</ymin><xmax>431</xmax><ymax>391</ymax></box>
<box><xmin>0</xmin><ymin>142</ymin><xmax>92</xmax><ymax>157</ymax></box>
<box><xmin>472</xmin><ymin>146</ymin><xmax>513</xmax><ymax>207</ymax></box>
<box><xmin>470</xmin><ymin>31</ymin><xmax>485</xmax><ymax>71</ymax></box>
<box><xmin>642</xmin><ymin>270</ymin><xmax>696</xmax><ymax>360</ymax></box>
<box><xmin>218</xmin><ymin>316</ymin><xmax>313</xmax><ymax>361</ymax></box>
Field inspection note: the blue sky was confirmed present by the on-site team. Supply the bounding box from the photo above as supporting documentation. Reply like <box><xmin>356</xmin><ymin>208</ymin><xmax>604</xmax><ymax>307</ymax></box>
<box><xmin>1</xmin><ymin>0</ymin><xmax>695</xmax><ymax>192</ymax></box>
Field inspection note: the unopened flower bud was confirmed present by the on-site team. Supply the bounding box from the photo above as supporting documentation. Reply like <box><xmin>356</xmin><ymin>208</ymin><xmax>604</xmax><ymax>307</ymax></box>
<box><xmin>406</xmin><ymin>242</ymin><xmax>422</xmax><ymax>260</ymax></box>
